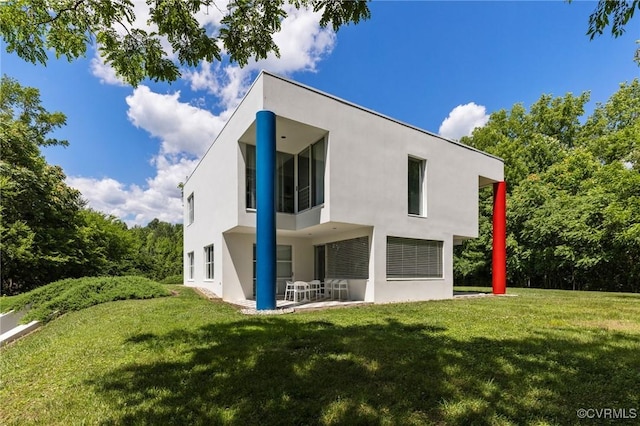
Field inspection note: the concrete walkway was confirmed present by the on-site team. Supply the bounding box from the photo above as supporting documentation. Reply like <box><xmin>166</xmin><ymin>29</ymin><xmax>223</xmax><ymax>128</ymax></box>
<box><xmin>0</xmin><ymin>310</ymin><xmax>40</xmax><ymax>346</ymax></box>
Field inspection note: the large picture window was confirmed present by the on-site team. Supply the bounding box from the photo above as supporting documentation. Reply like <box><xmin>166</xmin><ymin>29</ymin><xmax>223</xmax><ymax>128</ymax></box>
<box><xmin>408</xmin><ymin>157</ymin><xmax>425</xmax><ymax>216</ymax></box>
<box><xmin>387</xmin><ymin>237</ymin><xmax>443</xmax><ymax>279</ymax></box>
<box><xmin>326</xmin><ymin>236</ymin><xmax>369</xmax><ymax>279</ymax></box>
<box><xmin>204</xmin><ymin>244</ymin><xmax>214</xmax><ymax>280</ymax></box>
<box><xmin>245</xmin><ymin>138</ymin><xmax>325</xmax><ymax>213</ymax></box>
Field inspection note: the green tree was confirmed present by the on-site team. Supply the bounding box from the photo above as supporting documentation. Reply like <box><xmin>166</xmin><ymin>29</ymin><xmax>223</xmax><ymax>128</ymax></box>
<box><xmin>455</xmin><ymin>80</ymin><xmax>640</xmax><ymax>292</ymax></box>
<box><xmin>0</xmin><ymin>75</ymin><xmax>86</xmax><ymax>293</ymax></box>
<box><xmin>128</xmin><ymin>219</ymin><xmax>183</xmax><ymax>280</ymax></box>
<box><xmin>73</xmin><ymin>209</ymin><xmax>136</xmax><ymax>277</ymax></box>
<box><xmin>510</xmin><ymin>150</ymin><xmax>640</xmax><ymax>292</ymax></box>
<box><xmin>0</xmin><ymin>0</ymin><xmax>370</xmax><ymax>86</ymax></box>
<box><xmin>578</xmin><ymin>80</ymin><xmax>640</xmax><ymax>169</ymax></box>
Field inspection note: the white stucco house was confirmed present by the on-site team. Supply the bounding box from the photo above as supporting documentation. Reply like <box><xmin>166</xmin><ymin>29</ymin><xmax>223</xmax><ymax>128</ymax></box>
<box><xmin>183</xmin><ymin>71</ymin><xmax>506</xmax><ymax>306</ymax></box>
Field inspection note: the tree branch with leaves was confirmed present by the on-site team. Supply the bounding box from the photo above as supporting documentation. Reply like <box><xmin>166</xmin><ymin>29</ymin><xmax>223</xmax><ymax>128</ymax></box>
<box><xmin>0</xmin><ymin>0</ymin><xmax>371</xmax><ymax>86</ymax></box>
<box><xmin>575</xmin><ymin>0</ymin><xmax>640</xmax><ymax>65</ymax></box>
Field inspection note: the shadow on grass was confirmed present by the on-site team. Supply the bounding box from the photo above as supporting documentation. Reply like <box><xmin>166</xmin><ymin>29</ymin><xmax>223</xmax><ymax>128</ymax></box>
<box><xmin>89</xmin><ymin>317</ymin><xmax>640</xmax><ymax>425</ymax></box>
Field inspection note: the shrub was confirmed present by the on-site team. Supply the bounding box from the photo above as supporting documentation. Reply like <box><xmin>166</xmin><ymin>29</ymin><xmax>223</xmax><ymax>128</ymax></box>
<box><xmin>0</xmin><ymin>276</ymin><xmax>170</xmax><ymax>323</ymax></box>
<box><xmin>159</xmin><ymin>274</ymin><xmax>184</xmax><ymax>285</ymax></box>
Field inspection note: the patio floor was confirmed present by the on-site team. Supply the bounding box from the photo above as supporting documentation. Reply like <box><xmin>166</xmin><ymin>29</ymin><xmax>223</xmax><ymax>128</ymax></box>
<box><xmin>194</xmin><ymin>287</ymin><xmax>366</xmax><ymax>312</ymax></box>
<box><xmin>232</xmin><ymin>297</ymin><xmax>367</xmax><ymax>311</ymax></box>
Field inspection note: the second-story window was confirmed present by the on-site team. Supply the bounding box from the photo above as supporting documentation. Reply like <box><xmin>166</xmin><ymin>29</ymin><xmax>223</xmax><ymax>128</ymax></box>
<box><xmin>245</xmin><ymin>137</ymin><xmax>325</xmax><ymax>213</ymax></box>
<box><xmin>187</xmin><ymin>193</ymin><xmax>195</xmax><ymax>224</ymax></box>
<box><xmin>297</xmin><ymin>138</ymin><xmax>325</xmax><ymax>212</ymax></box>
<box><xmin>408</xmin><ymin>157</ymin><xmax>426</xmax><ymax>216</ymax></box>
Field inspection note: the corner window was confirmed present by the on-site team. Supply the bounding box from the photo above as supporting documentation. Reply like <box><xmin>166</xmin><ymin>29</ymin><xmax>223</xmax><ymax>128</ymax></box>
<box><xmin>187</xmin><ymin>193</ymin><xmax>194</xmax><ymax>224</ymax></box>
<box><xmin>246</xmin><ymin>145</ymin><xmax>294</xmax><ymax>212</ymax></box>
<box><xmin>245</xmin><ymin>138</ymin><xmax>325</xmax><ymax>213</ymax></box>
<box><xmin>204</xmin><ymin>244</ymin><xmax>214</xmax><ymax>280</ymax></box>
<box><xmin>387</xmin><ymin>237</ymin><xmax>443</xmax><ymax>279</ymax></box>
<box><xmin>312</xmin><ymin>138</ymin><xmax>325</xmax><ymax>207</ymax></box>
<box><xmin>408</xmin><ymin>157</ymin><xmax>426</xmax><ymax>216</ymax></box>
<box><xmin>277</xmin><ymin>152</ymin><xmax>295</xmax><ymax>213</ymax></box>
<box><xmin>187</xmin><ymin>252</ymin><xmax>194</xmax><ymax>280</ymax></box>
<box><xmin>298</xmin><ymin>138</ymin><xmax>325</xmax><ymax>211</ymax></box>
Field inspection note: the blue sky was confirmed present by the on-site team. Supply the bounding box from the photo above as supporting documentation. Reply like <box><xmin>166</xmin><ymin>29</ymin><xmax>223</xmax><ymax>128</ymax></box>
<box><xmin>3</xmin><ymin>1</ymin><xmax>639</xmax><ymax>225</ymax></box>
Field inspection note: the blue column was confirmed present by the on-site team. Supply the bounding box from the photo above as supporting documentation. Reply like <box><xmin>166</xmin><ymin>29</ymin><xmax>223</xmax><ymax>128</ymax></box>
<box><xmin>256</xmin><ymin>111</ymin><xmax>277</xmax><ymax>310</ymax></box>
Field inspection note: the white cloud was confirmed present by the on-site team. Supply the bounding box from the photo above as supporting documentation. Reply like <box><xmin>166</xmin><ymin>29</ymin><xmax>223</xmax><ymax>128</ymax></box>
<box><xmin>253</xmin><ymin>5</ymin><xmax>336</xmax><ymax>74</ymax></box>
<box><xmin>69</xmin><ymin>156</ymin><xmax>197</xmax><ymax>226</ymax></box>
<box><xmin>126</xmin><ymin>86</ymin><xmax>225</xmax><ymax>156</ymax></box>
<box><xmin>182</xmin><ymin>4</ymin><xmax>336</xmax><ymax>108</ymax></box>
<box><xmin>79</xmin><ymin>4</ymin><xmax>336</xmax><ymax>225</ymax></box>
<box><xmin>90</xmin><ymin>52</ymin><xmax>126</xmax><ymax>86</ymax></box>
<box><xmin>439</xmin><ymin>102</ymin><xmax>490</xmax><ymax>141</ymax></box>
<box><xmin>69</xmin><ymin>85</ymin><xmax>220</xmax><ymax>226</ymax></box>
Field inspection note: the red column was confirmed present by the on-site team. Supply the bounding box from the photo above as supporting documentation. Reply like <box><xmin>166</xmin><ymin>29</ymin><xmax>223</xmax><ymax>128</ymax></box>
<box><xmin>492</xmin><ymin>181</ymin><xmax>507</xmax><ymax>294</ymax></box>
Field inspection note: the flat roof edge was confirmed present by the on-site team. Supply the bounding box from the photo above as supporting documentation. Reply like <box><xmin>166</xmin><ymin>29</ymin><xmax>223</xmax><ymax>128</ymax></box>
<box><xmin>260</xmin><ymin>70</ymin><xmax>504</xmax><ymax>163</ymax></box>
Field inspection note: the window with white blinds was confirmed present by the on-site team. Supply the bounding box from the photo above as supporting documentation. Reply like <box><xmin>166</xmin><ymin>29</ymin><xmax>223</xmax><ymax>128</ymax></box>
<box><xmin>326</xmin><ymin>236</ymin><xmax>369</xmax><ymax>279</ymax></box>
<box><xmin>386</xmin><ymin>237</ymin><xmax>443</xmax><ymax>279</ymax></box>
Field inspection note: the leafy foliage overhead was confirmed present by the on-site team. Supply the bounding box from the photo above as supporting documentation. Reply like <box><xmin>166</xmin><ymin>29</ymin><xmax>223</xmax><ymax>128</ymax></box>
<box><xmin>575</xmin><ymin>0</ymin><xmax>640</xmax><ymax>64</ymax></box>
<box><xmin>0</xmin><ymin>0</ymin><xmax>371</xmax><ymax>86</ymax></box>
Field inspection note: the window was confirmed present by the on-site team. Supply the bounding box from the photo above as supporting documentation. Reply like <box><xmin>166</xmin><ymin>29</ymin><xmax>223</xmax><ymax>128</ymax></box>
<box><xmin>312</xmin><ymin>138</ymin><xmax>325</xmax><ymax>207</ymax></box>
<box><xmin>277</xmin><ymin>152</ymin><xmax>295</xmax><ymax>213</ymax></box>
<box><xmin>246</xmin><ymin>145</ymin><xmax>295</xmax><ymax>212</ymax></box>
<box><xmin>204</xmin><ymin>244</ymin><xmax>214</xmax><ymax>280</ymax></box>
<box><xmin>245</xmin><ymin>138</ymin><xmax>325</xmax><ymax>213</ymax></box>
<box><xmin>187</xmin><ymin>252</ymin><xmax>194</xmax><ymax>280</ymax></box>
<box><xmin>297</xmin><ymin>146</ymin><xmax>311</xmax><ymax>211</ymax></box>
<box><xmin>326</xmin><ymin>236</ymin><xmax>369</xmax><ymax>279</ymax></box>
<box><xmin>408</xmin><ymin>157</ymin><xmax>425</xmax><ymax>216</ymax></box>
<box><xmin>252</xmin><ymin>244</ymin><xmax>293</xmax><ymax>296</ymax></box>
<box><xmin>187</xmin><ymin>193</ymin><xmax>194</xmax><ymax>224</ymax></box>
<box><xmin>246</xmin><ymin>145</ymin><xmax>256</xmax><ymax>209</ymax></box>
<box><xmin>297</xmin><ymin>138</ymin><xmax>325</xmax><ymax>212</ymax></box>
<box><xmin>386</xmin><ymin>237</ymin><xmax>443</xmax><ymax>279</ymax></box>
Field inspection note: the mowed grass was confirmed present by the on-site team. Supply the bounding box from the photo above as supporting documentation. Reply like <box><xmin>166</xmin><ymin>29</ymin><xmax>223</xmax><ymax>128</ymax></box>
<box><xmin>1</xmin><ymin>287</ymin><xmax>639</xmax><ymax>425</ymax></box>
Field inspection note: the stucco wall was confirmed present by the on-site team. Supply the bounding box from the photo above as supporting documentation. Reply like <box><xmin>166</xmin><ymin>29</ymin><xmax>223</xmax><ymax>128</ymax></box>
<box><xmin>222</xmin><ymin>232</ymin><xmax>314</xmax><ymax>301</ymax></box>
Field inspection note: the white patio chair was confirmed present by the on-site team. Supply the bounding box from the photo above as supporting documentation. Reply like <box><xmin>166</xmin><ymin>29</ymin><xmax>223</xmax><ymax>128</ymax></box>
<box><xmin>332</xmin><ymin>279</ymin><xmax>350</xmax><ymax>301</ymax></box>
<box><xmin>293</xmin><ymin>281</ymin><xmax>311</xmax><ymax>303</ymax></box>
<box><xmin>324</xmin><ymin>279</ymin><xmax>335</xmax><ymax>299</ymax></box>
<box><xmin>309</xmin><ymin>280</ymin><xmax>322</xmax><ymax>300</ymax></box>
<box><xmin>284</xmin><ymin>281</ymin><xmax>295</xmax><ymax>301</ymax></box>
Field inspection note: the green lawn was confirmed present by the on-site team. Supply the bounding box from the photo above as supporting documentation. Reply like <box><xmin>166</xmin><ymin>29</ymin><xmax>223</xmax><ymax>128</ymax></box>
<box><xmin>1</xmin><ymin>287</ymin><xmax>639</xmax><ymax>425</ymax></box>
